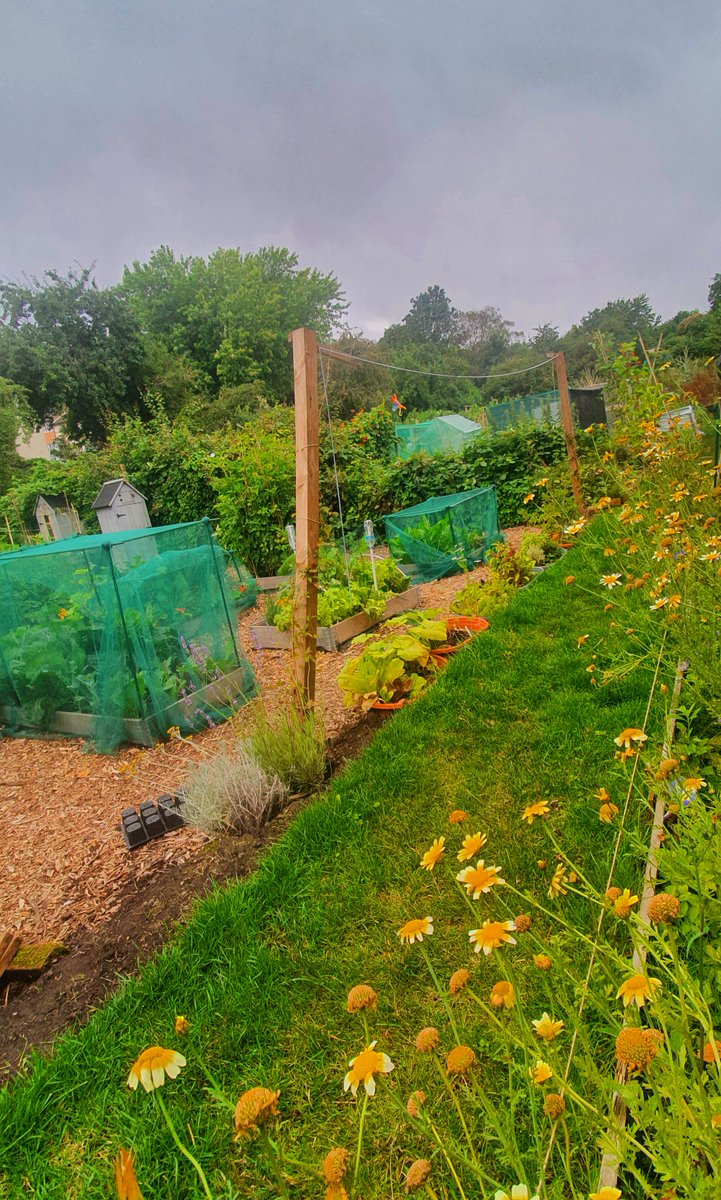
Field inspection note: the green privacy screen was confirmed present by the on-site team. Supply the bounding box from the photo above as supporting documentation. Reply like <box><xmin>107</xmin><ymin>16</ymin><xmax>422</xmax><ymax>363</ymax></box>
<box><xmin>0</xmin><ymin>519</ymin><xmax>257</xmax><ymax>753</ymax></box>
<box><xmin>486</xmin><ymin>390</ymin><xmax>561</xmax><ymax>432</ymax></box>
<box><xmin>395</xmin><ymin>413</ymin><xmax>483</xmax><ymax>458</ymax></box>
<box><xmin>384</xmin><ymin>487</ymin><xmax>502</xmax><ymax>582</ymax></box>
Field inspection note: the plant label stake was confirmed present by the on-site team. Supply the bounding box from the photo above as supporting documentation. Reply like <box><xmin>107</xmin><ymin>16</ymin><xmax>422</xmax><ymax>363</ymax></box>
<box><xmin>289</xmin><ymin>328</ymin><xmax>319</xmax><ymax>710</ymax></box>
<box><xmin>364</xmin><ymin>519</ymin><xmax>379</xmax><ymax>591</ymax></box>
<box><xmin>285</xmin><ymin>524</ymin><xmax>296</xmax><ymax>552</ymax></box>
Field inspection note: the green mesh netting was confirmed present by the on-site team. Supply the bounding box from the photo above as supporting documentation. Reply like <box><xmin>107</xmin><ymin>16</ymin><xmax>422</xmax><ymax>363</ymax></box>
<box><xmin>486</xmin><ymin>390</ymin><xmax>561</xmax><ymax>431</ymax></box>
<box><xmin>223</xmin><ymin>549</ymin><xmax>259</xmax><ymax>612</ymax></box>
<box><xmin>395</xmin><ymin>414</ymin><xmax>483</xmax><ymax>458</ymax></box>
<box><xmin>0</xmin><ymin>519</ymin><xmax>256</xmax><ymax>753</ymax></box>
<box><xmin>383</xmin><ymin>487</ymin><xmax>502</xmax><ymax>582</ymax></box>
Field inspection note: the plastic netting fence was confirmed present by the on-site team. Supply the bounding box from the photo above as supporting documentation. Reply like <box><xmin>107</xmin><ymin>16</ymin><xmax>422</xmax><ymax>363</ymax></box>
<box><xmin>383</xmin><ymin>487</ymin><xmax>502</xmax><ymax>582</ymax></box>
<box><xmin>395</xmin><ymin>414</ymin><xmax>483</xmax><ymax>458</ymax></box>
<box><xmin>486</xmin><ymin>390</ymin><xmax>561</xmax><ymax>431</ymax></box>
<box><xmin>0</xmin><ymin>519</ymin><xmax>256</xmax><ymax>753</ymax></box>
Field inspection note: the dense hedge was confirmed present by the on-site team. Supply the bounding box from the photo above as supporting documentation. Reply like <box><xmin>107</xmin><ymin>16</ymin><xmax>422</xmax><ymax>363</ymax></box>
<box><xmin>1</xmin><ymin>409</ymin><xmax>570</xmax><ymax>573</ymax></box>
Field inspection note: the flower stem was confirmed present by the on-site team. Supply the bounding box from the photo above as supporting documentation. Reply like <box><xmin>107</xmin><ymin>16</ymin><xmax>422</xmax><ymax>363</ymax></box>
<box><xmin>155</xmin><ymin>1091</ymin><xmax>214</xmax><ymax>1200</ymax></box>
<box><xmin>420</xmin><ymin>942</ymin><xmax>460</xmax><ymax>1040</ymax></box>
<box><xmin>432</xmin><ymin>1055</ymin><xmax>477</xmax><ymax>1164</ymax></box>
<box><xmin>353</xmin><ymin>1090</ymin><xmax>369</xmax><ymax>1192</ymax></box>
<box><xmin>257</xmin><ymin>1128</ymin><xmax>291</xmax><ymax>1200</ymax></box>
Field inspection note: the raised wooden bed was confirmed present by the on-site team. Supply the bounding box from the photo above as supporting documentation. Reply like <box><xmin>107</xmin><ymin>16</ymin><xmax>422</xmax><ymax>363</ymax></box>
<box><xmin>251</xmin><ymin>586</ymin><xmax>422</xmax><ymax>653</ymax></box>
<box><xmin>0</xmin><ymin>665</ymin><xmax>255</xmax><ymax>748</ymax></box>
<box><xmin>255</xmin><ymin>574</ymin><xmax>292</xmax><ymax>592</ymax></box>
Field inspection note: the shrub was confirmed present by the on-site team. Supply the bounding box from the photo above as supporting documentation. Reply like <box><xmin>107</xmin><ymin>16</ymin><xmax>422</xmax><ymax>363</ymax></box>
<box><xmin>450</xmin><ymin>578</ymin><xmax>514</xmax><ymax>620</ymax></box>
<box><xmin>247</xmin><ymin>705</ymin><xmax>327</xmax><ymax>794</ymax></box>
<box><xmin>181</xmin><ymin>744</ymin><xmax>287</xmax><ymax>834</ymax></box>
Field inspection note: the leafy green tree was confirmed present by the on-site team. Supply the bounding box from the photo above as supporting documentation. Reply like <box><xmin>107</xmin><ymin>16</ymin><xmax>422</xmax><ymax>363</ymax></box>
<box><xmin>383</xmin><ymin>285</ymin><xmax>458</xmax><ymax>347</ymax></box>
<box><xmin>708</xmin><ymin>273</ymin><xmax>721</xmax><ymax>311</ymax></box>
<box><xmin>454</xmin><ymin>307</ymin><xmax>520</xmax><ymax>373</ymax></box>
<box><xmin>0</xmin><ymin>267</ymin><xmax>148</xmax><ymax>441</ymax></box>
<box><xmin>0</xmin><ymin>377</ymin><xmax>32</xmax><ymax>495</ymax></box>
<box><xmin>122</xmin><ymin>245</ymin><xmax>347</xmax><ymax>405</ymax></box>
<box><xmin>530</xmin><ymin>323</ymin><xmax>561</xmax><ymax>350</ymax></box>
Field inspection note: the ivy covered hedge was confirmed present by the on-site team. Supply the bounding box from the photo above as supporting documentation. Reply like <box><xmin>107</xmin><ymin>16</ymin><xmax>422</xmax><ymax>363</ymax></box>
<box><xmin>1</xmin><ymin>407</ymin><xmax>572</xmax><ymax>574</ymax></box>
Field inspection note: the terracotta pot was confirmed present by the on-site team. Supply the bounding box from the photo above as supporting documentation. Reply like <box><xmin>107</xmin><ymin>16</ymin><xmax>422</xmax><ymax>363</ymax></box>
<box><xmin>371</xmin><ymin>698</ymin><xmax>408</xmax><ymax>711</ymax></box>
<box><xmin>446</xmin><ymin>616</ymin><xmax>490</xmax><ymax>633</ymax></box>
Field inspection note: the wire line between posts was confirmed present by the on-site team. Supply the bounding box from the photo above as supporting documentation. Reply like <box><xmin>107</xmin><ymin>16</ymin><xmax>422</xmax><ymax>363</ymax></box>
<box><xmin>318</xmin><ymin>344</ymin><xmax>554</xmax><ymax>381</ymax></box>
<box><xmin>319</xmin><ymin>349</ymin><xmax>352</xmax><ymax>589</ymax></box>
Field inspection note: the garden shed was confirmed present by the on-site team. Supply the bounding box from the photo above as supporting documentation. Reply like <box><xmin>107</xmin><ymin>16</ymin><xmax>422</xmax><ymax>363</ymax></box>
<box><xmin>384</xmin><ymin>486</ymin><xmax>501</xmax><ymax>581</ymax></box>
<box><xmin>395</xmin><ymin>413</ymin><xmax>483</xmax><ymax>459</ymax></box>
<box><xmin>92</xmin><ymin>479</ymin><xmax>150</xmax><ymax>533</ymax></box>
<box><xmin>34</xmin><ymin>493</ymin><xmax>82</xmax><ymax>542</ymax></box>
<box><xmin>0</xmin><ymin>519</ymin><xmax>256</xmax><ymax>752</ymax></box>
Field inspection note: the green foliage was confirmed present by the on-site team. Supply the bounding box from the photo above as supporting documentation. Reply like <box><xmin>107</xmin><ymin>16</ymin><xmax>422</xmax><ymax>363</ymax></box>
<box><xmin>450</xmin><ymin>577</ymin><xmax>514</xmax><ymax>620</ymax></box>
<box><xmin>486</xmin><ymin>540</ymin><xmax>534</xmax><ymax>587</ymax></box>
<box><xmin>247</xmin><ymin>705</ymin><xmax>327</xmax><ymax>794</ymax></box>
<box><xmin>0</xmin><ymin>266</ymin><xmax>148</xmax><ymax>441</ymax></box>
<box><xmin>336</xmin><ymin>630</ymin><xmax>435</xmax><ymax>710</ymax></box>
<box><xmin>267</xmin><ymin>546</ymin><xmax>407</xmax><ymax>631</ymax></box>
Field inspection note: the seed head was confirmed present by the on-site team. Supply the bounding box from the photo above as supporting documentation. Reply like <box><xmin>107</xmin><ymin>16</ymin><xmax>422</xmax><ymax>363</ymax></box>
<box><xmin>323</xmin><ymin>1148</ymin><xmax>350</xmax><ymax>1185</ymax></box>
<box><xmin>446</xmin><ymin>1045</ymin><xmax>476</xmax><ymax>1074</ymax></box>
<box><xmin>406</xmin><ymin>1089</ymin><xmax>426</xmax><ymax>1118</ymax></box>
<box><xmin>514</xmin><ymin>913</ymin><xmax>532</xmax><ymax>932</ymax></box>
<box><xmin>346</xmin><ymin>985</ymin><xmax>378</xmax><ymax>1013</ymax></box>
<box><xmin>415</xmin><ymin>1026</ymin><xmax>439</xmax><ymax>1053</ymax></box>
<box><xmin>405</xmin><ymin>1159</ymin><xmax>432</xmax><ymax>1192</ymax></box>
<box><xmin>450</xmin><ymin>968</ymin><xmax>470</xmax><ymax>995</ymax></box>
<box><xmin>615</xmin><ymin>1026</ymin><xmax>659</xmax><ymax>1072</ymax></box>
<box><xmin>647</xmin><ymin>893</ymin><xmax>681</xmax><ymax>924</ymax></box>
<box><xmin>544</xmin><ymin>1092</ymin><xmax>566</xmax><ymax>1119</ymax></box>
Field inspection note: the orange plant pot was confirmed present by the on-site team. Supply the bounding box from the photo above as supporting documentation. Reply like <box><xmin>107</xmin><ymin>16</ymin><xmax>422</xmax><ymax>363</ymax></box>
<box><xmin>446</xmin><ymin>616</ymin><xmax>490</xmax><ymax>634</ymax></box>
<box><xmin>371</xmin><ymin>698</ymin><xmax>408</xmax><ymax>711</ymax></box>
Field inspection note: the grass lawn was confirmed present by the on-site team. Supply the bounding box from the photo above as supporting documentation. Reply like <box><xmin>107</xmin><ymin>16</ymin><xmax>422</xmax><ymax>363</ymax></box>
<box><xmin>0</xmin><ymin>533</ymin><xmax>665</xmax><ymax>1199</ymax></box>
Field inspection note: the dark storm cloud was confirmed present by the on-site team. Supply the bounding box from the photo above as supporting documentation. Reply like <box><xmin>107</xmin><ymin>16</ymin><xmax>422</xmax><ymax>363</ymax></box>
<box><xmin>2</xmin><ymin>1</ymin><xmax>720</xmax><ymax>337</ymax></box>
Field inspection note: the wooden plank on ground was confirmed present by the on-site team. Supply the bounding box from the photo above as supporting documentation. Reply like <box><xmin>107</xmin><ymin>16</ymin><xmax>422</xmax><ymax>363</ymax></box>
<box><xmin>0</xmin><ymin>933</ymin><xmax>21</xmax><ymax>981</ymax></box>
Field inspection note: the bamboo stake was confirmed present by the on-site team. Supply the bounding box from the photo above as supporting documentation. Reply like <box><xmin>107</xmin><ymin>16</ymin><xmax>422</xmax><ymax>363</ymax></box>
<box><xmin>289</xmin><ymin>328</ymin><xmax>320</xmax><ymax>709</ymax></box>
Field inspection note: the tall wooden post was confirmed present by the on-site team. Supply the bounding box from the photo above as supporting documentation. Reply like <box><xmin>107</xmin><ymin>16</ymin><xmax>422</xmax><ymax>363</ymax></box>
<box><xmin>290</xmin><ymin>327</ymin><xmax>319</xmax><ymax>708</ymax></box>
<box><xmin>555</xmin><ymin>351</ymin><xmax>585</xmax><ymax>514</ymax></box>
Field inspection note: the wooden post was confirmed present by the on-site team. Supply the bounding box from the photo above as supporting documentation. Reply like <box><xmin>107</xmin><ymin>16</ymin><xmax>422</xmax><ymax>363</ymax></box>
<box><xmin>555</xmin><ymin>351</ymin><xmax>585</xmax><ymax>514</ymax></box>
<box><xmin>3</xmin><ymin>515</ymin><xmax>14</xmax><ymax>545</ymax></box>
<box><xmin>290</xmin><ymin>327</ymin><xmax>319</xmax><ymax>708</ymax></box>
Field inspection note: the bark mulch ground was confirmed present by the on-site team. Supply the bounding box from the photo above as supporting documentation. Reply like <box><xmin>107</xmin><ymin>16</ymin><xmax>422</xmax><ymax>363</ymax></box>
<box><xmin>0</xmin><ymin>526</ymin><xmax>533</xmax><ymax>1075</ymax></box>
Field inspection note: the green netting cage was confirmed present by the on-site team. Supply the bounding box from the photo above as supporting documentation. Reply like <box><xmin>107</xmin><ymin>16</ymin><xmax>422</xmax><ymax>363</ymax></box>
<box><xmin>383</xmin><ymin>487</ymin><xmax>502</xmax><ymax>582</ymax></box>
<box><xmin>395</xmin><ymin>414</ymin><xmax>483</xmax><ymax>459</ymax></box>
<box><xmin>0</xmin><ymin>519</ymin><xmax>257</xmax><ymax>753</ymax></box>
<box><xmin>486</xmin><ymin>390</ymin><xmax>561</xmax><ymax>431</ymax></box>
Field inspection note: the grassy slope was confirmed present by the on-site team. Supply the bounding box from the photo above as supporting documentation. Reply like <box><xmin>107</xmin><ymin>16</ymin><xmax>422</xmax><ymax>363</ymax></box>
<box><xmin>0</xmin><ymin>535</ymin><xmax>662</xmax><ymax>1198</ymax></box>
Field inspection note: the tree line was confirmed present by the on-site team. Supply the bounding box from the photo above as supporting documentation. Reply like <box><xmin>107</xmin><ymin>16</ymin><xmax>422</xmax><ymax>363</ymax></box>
<box><xmin>0</xmin><ymin>246</ymin><xmax>719</xmax><ymax>493</ymax></box>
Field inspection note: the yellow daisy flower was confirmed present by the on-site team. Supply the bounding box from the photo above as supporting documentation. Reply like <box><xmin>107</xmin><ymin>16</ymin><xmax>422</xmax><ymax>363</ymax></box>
<box><xmin>490</xmin><ymin>981</ymin><xmax>515</xmax><ymax>1009</ymax></box>
<box><xmin>532</xmin><ymin>1013</ymin><xmax>564</xmax><ymax>1041</ymax></box>
<box><xmin>589</xmin><ymin>1189</ymin><xmax>622</xmax><ymax>1200</ymax></box>
<box><xmin>457</xmin><ymin>831</ymin><xmax>488</xmax><ymax>861</ymax></box>
<box><xmin>398</xmin><ymin>917</ymin><xmax>434</xmax><ymax>944</ymax></box>
<box><xmin>529</xmin><ymin>1060</ymin><xmax>553</xmax><ymax>1084</ymax></box>
<box><xmin>614</xmin><ymin>727</ymin><xmax>647</xmax><ymax>750</ymax></box>
<box><xmin>126</xmin><ymin>1047</ymin><xmax>186</xmax><ymax>1093</ymax></box>
<box><xmin>613</xmin><ymin>888</ymin><xmax>639</xmax><ymax>918</ymax></box>
<box><xmin>617</xmin><ymin>973</ymin><xmax>661</xmax><ymax>1009</ymax></box>
<box><xmin>522</xmin><ymin>800</ymin><xmax>550</xmax><ymax>824</ymax></box>
<box><xmin>420</xmin><ymin>837</ymin><xmax>445</xmax><ymax>871</ymax></box>
<box><xmin>599</xmin><ymin>803</ymin><xmax>619</xmax><ymax>823</ymax></box>
<box><xmin>601</xmin><ymin>574</ymin><xmax>622</xmax><ymax>588</ymax></box>
<box><xmin>495</xmin><ymin>1185</ymin><xmax>540</xmax><ymax>1200</ymax></box>
<box><xmin>343</xmin><ymin>1041</ymin><xmax>394</xmax><ymax>1097</ymax></box>
<box><xmin>456</xmin><ymin>860</ymin><xmax>505</xmax><ymax>898</ymax></box>
<box><xmin>548</xmin><ymin>864</ymin><xmax>568</xmax><ymax>898</ymax></box>
<box><xmin>469</xmin><ymin>920</ymin><xmax>517</xmax><ymax>955</ymax></box>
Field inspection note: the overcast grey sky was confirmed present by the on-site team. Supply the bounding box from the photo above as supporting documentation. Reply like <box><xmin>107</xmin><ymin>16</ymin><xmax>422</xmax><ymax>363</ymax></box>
<box><xmin>2</xmin><ymin>1</ymin><xmax>720</xmax><ymax>338</ymax></box>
